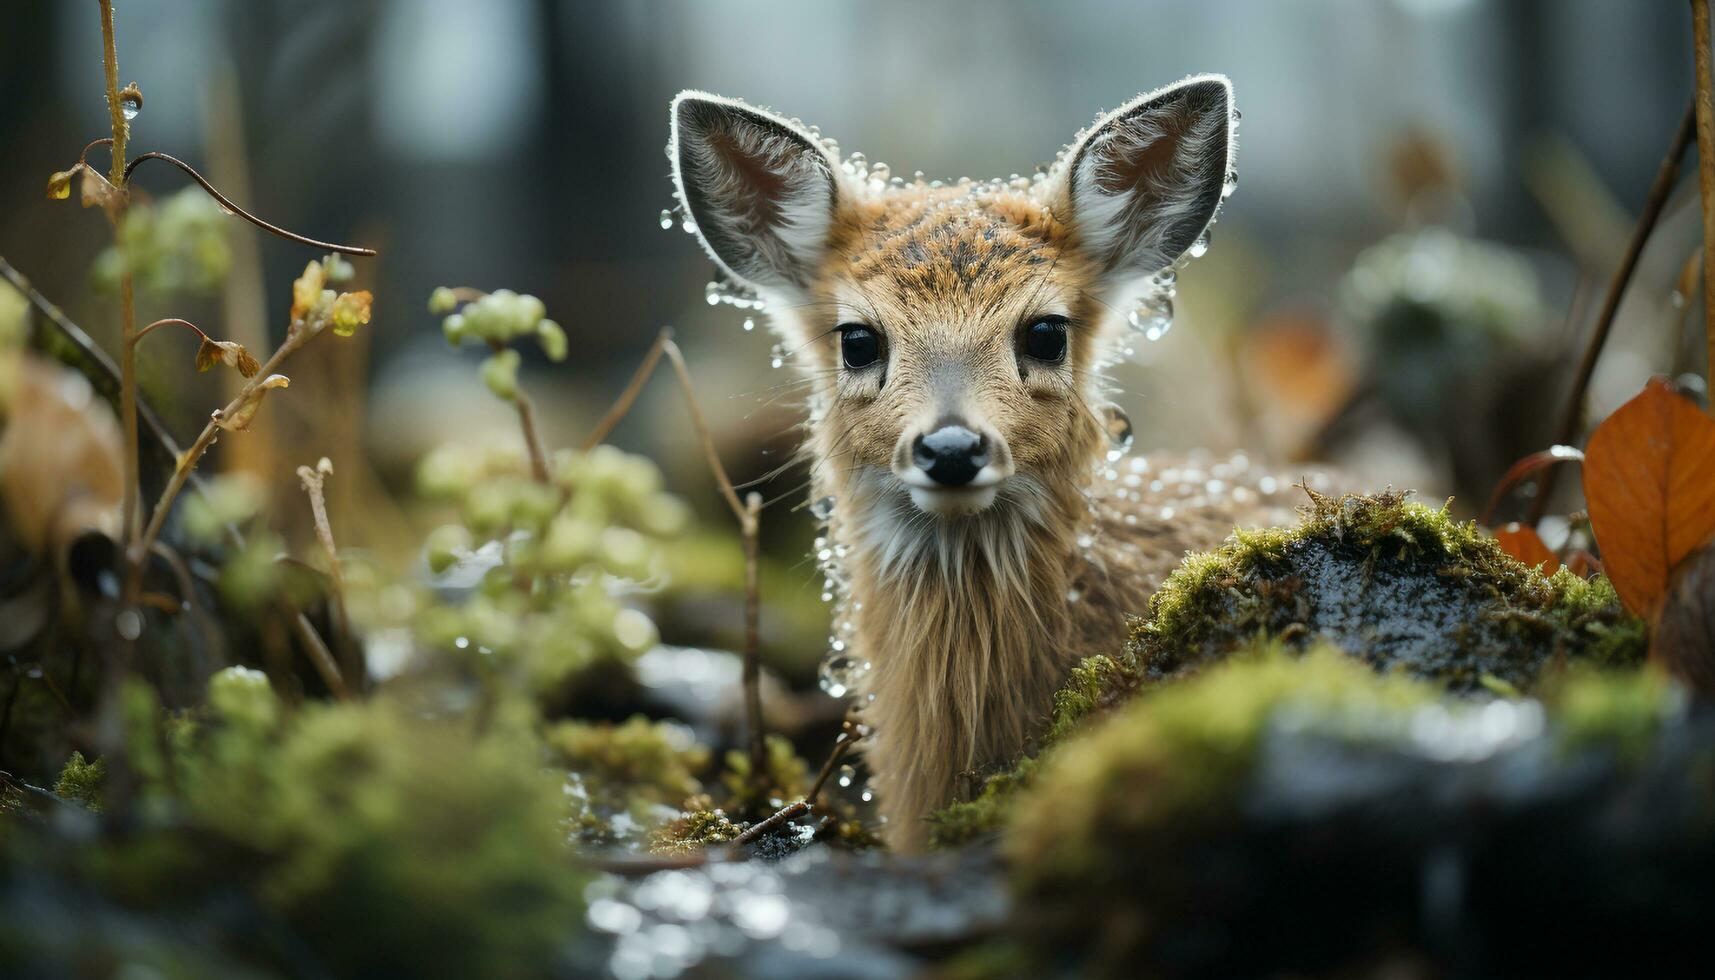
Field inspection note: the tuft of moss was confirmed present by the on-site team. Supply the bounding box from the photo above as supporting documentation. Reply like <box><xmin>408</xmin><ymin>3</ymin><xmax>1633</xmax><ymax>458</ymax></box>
<box><xmin>650</xmin><ymin>795</ymin><xmax>744</xmax><ymax>854</ymax></box>
<box><xmin>91</xmin><ymin>677</ymin><xmax>587</xmax><ymax>979</ymax></box>
<box><xmin>51</xmin><ymin>751</ymin><xmax>104</xmax><ymax>812</ymax></box>
<box><xmin>544</xmin><ymin>715</ymin><xmax>709</xmax><ymax>845</ymax></box>
<box><xmin>1131</xmin><ymin>489</ymin><xmax>1646</xmax><ymax>691</ymax></box>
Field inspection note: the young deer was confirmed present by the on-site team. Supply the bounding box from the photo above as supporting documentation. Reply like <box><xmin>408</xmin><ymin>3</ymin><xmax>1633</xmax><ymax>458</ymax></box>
<box><xmin>669</xmin><ymin>76</ymin><xmax>1302</xmax><ymax>850</ymax></box>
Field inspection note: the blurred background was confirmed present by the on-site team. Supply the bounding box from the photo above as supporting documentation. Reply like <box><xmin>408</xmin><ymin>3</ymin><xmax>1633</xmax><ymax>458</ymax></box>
<box><xmin>1</xmin><ymin>0</ymin><xmax>1709</xmax><ymax>678</ymax></box>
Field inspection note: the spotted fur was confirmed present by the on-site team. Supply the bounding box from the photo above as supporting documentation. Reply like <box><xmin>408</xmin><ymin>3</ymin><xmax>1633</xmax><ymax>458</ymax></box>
<box><xmin>669</xmin><ymin>76</ymin><xmax>1286</xmax><ymax>850</ymax></box>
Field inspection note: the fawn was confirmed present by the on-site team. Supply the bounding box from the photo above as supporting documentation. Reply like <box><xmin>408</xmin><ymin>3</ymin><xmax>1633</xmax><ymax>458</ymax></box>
<box><xmin>668</xmin><ymin>75</ymin><xmax>1301</xmax><ymax>850</ymax></box>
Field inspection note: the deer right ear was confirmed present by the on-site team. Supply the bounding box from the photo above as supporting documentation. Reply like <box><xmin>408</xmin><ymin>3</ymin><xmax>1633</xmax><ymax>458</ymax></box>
<box><xmin>670</xmin><ymin>92</ymin><xmax>842</xmax><ymax>292</ymax></box>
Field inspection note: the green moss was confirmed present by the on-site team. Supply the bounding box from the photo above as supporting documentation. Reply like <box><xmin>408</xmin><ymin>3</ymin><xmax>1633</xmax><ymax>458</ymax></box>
<box><xmin>544</xmin><ymin>715</ymin><xmax>709</xmax><ymax>844</ymax></box>
<box><xmin>720</xmin><ymin>733</ymin><xmax>811</xmax><ymax>817</ymax></box>
<box><xmin>1009</xmin><ymin>648</ymin><xmax>1436</xmax><ymax>875</ymax></box>
<box><xmin>928</xmin><ymin>756</ymin><xmax>1042</xmax><ymax>848</ymax></box>
<box><xmin>1546</xmin><ymin>666</ymin><xmax>1680</xmax><ymax>759</ymax></box>
<box><xmin>51</xmin><ymin>751</ymin><xmax>104</xmax><ymax>812</ymax></box>
<box><xmin>95</xmin><ymin>677</ymin><xmax>586</xmax><ymax>979</ymax></box>
<box><xmin>651</xmin><ymin>795</ymin><xmax>744</xmax><ymax>854</ymax></box>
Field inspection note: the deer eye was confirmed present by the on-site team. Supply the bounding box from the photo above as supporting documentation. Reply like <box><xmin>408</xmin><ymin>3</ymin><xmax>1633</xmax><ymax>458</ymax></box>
<box><xmin>839</xmin><ymin>324</ymin><xmax>881</xmax><ymax>368</ymax></box>
<box><xmin>1022</xmin><ymin>315</ymin><xmax>1068</xmax><ymax>362</ymax></box>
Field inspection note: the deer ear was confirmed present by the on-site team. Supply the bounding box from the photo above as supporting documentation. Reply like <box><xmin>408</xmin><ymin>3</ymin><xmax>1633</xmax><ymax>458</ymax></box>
<box><xmin>1059</xmin><ymin>75</ymin><xmax>1235</xmax><ymax>279</ymax></box>
<box><xmin>670</xmin><ymin>92</ymin><xmax>842</xmax><ymax>291</ymax></box>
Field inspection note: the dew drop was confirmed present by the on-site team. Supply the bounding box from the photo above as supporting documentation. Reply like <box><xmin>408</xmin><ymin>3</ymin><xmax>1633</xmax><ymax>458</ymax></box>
<box><xmin>704</xmin><ymin>282</ymin><xmax>721</xmax><ymax>306</ymax></box>
<box><xmin>1221</xmin><ymin>170</ymin><xmax>1238</xmax><ymax>199</ymax></box>
<box><xmin>120</xmin><ymin>96</ymin><xmax>140</xmax><ymax>121</ymax></box>
<box><xmin>1105</xmin><ymin>405</ymin><xmax>1134</xmax><ymax>462</ymax></box>
<box><xmin>1187</xmin><ymin>232</ymin><xmax>1210</xmax><ymax>258</ymax></box>
<box><xmin>817</xmin><ymin>652</ymin><xmax>870</xmax><ymax>698</ymax></box>
<box><xmin>742</xmin><ymin>317</ymin><xmax>755</xmax><ymax>331</ymax></box>
<box><xmin>115</xmin><ymin>608</ymin><xmax>143</xmax><ymax>640</ymax></box>
<box><xmin>836</xmin><ymin>765</ymin><xmax>857</xmax><ymax>788</ymax></box>
<box><xmin>658</xmin><ymin>209</ymin><xmax>674</xmax><ymax>230</ymax></box>
<box><xmin>810</xmin><ymin>495</ymin><xmax>836</xmax><ymax>521</ymax></box>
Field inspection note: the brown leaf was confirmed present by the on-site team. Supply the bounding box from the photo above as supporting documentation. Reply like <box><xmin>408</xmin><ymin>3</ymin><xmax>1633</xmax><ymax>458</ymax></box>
<box><xmin>78</xmin><ymin>167</ymin><xmax>123</xmax><ymax>216</ymax></box>
<box><xmin>1493</xmin><ymin>522</ymin><xmax>1560</xmax><ymax>573</ymax></box>
<box><xmin>195</xmin><ymin>337</ymin><xmax>261</xmax><ymax>378</ymax></box>
<box><xmin>1583</xmin><ymin>378</ymin><xmax>1715</xmax><ymax>617</ymax></box>
<box><xmin>1653</xmin><ymin>543</ymin><xmax>1715</xmax><ymax>696</ymax></box>
<box><xmin>217</xmin><ymin>374</ymin><xmax>289</xmax><ymax>432</ymax></box>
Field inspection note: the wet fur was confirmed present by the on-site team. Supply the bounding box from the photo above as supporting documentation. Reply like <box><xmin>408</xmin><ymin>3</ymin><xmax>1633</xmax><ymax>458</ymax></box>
<box><xmin>670</xmin><ymin>77</ymin><xmax>1263</xmax><ymax>850</ymax></box>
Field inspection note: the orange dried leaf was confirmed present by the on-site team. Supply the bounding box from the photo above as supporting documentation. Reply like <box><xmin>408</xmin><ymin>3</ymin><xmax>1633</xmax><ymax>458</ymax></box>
<box><xmin>1583</xmin><ymin>378</ymin><xmax>1715</xmax><ymax>617</ymax></box>
<box><xmin>1493</xmin><ymin>522</ymin><xmax>1560</xmax><ymax>573</ymax></box>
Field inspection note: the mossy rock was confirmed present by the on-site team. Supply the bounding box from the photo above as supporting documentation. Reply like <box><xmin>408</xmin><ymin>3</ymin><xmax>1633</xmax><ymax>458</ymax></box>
<box><xmin>1134</xmin><ymin>488</ymin><xmax>1644</xmax><ymax>690</ymax></box>
<box><xmin>999</xmin><ymin>651</ymin><xmax>1704</xmax><ymax>977</ymax></box>
<box><xmin>928</xmin><ymin>490</ymin><xmax>1647</xmax><ymax>848</ymax></box>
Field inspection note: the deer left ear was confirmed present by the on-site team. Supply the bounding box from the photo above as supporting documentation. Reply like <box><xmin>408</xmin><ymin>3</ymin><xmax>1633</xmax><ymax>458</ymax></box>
<box><xmin>669</xmin><ymin>92</ymin><xmax>842</xmax><ymax>292</ymax></box>
<box><xmin>1057</xmin><ymin>75</ymin><xmax>1235</xmax><ymax>280</ymax></box>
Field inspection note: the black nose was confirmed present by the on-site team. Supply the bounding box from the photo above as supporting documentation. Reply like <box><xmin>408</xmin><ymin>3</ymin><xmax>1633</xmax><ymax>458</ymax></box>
<box><xmin>912</xmin><ymin>424</ymin><xmax>989</xmax><ymax>487</ymax></box>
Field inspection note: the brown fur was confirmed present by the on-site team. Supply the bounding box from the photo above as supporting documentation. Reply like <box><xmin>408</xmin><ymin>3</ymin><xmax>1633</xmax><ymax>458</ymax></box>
<box><xmin>667</xmin><ymin>81</ymin><xmax>1270</xmax><ymax>849</ymax></box>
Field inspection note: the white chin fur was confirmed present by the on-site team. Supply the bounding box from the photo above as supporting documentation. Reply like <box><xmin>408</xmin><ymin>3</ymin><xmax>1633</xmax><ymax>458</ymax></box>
<box><xmin>908</xmin><ymin>484</ymin><xmax>999</xmax><ymax>517</ymax></box>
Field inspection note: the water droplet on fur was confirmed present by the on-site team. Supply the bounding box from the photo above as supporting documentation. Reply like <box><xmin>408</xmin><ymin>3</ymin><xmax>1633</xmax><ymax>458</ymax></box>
<box><xmin>704</xmin><ymin>282</ymin><xmax>721</xmax><ymax>306</ymax></box>
<box><xmin>1126</xmin><ymin>294</ymin><xmax>1174</xmax><ymax>342</ymax></box>
<box><xmin>1105</xmin><ymin>406</ymin><xmax>1134</xmax><ymax>461</ymax></box>
<box><xmin>1221</xmin><ymin>170</ymin><xmax>1238</xmax><ymax>198</ymax></box>
<box><xmin>818</xmin><ymin>652</ymin><xmax>869</xmax><ymax>698</ymax></box>
<box><xmin>658</xmin><ymin>209</ymin><xmax>674</xmax><ymax>230</ymax></box>
<box><xmin>836</xmin><ymin>765</ymin><xmax>856</xmax><ymax>788</ymax></box>
<box><xmin>860</xmin><ymin>788</ymin><xmax>875</xmax><ymax>803</ymax></box>
<box><xmin>741</xmin><ymin>317</ymin><xmax>755</xmax><ymax>331</ymax></box>
<box><xmin>1188</xmin><ymin>232</ymin><xmax>1210</xmax><ymax>258</ymax></box>
<box><xmin>116</xmin><ymin>608</ymin><xmax>143</xmax><ymax>640</ymax></box>
<box><xmin>810</xmin><ymin>495</ymin><xmax>835</xmax><ymax>520</ymax></box>
<box><xmin>120</xmin><ymin>95</ymin><xmax>140</xmax><ymax>121</ymax></box>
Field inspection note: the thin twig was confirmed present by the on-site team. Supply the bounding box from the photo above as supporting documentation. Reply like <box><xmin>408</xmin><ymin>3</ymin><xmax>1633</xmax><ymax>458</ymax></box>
<box><xmin>129</xmin><ymin>333</ymin><xmax>304</xmax><ymax>575</ymax></box>
<box><xmin>807</xmin><ymin>730</ymin><xmax>861</xmax><ymax>807</ymax></box>
<box><xmin>289</xmin><ymin>610</ymin><xmax>349</xmax><ymax>700</ymax></box>
<box><xmin>1693</xmin><ymin>0</ymin><xmax>1715</xmax><ymax>417</ymax></box>
<box><xmin>581</xmin><ymin>328</ymin><xmax>671</xmax><ymax>450</ymax></box>
<box><xmin>1529</xmin><ymin>99</ymin><xmax>1697</xmax><ymax>522</ymax></box>
<box><xmin>727</xmin><ymin>800</ymin><xmax>808</xmax><ymax>852</ymax></box>
<box><xmin>581</xmin><ymin>327</ymin><xmax>768</xmax><ymax>770</ymax></box>
<box><xmin>123</xmin><ymin>151</ymin><xmax>376</xmax><ymax>257</ymax></box>
<box><xmin>297</xmin><ymin>459</ymin><xmax>357</xmax><ymax>691</ymax></box>
<box><xmin>741</xmin><ymin>491</ymin><xmax>765</xmax><ymax>778</ymax></box>
<box><xmin>514</xmin><ymin>391</ymin><xmax>551</xmax><ymax>483</ymax></box>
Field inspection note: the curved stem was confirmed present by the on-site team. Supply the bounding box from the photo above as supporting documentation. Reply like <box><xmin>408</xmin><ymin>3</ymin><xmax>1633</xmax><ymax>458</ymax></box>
<box><xmin>1529</xmin><ymin>100</ymin><xmax>1696</xmax><ymax>522</ymax></box>
<box><xmin>123</xmin><ymin>151</ymin><xmax>376</xmax><ymax>257</ymax></box>
<box><xmin>135</xmin><ymin>317</ymin><xmax>209</xmax><ymax>344</ymax></box>
<box><xmin>514</xmin><ymin>392</ymin><xmax>551</xmax><ymax>483</ymax></box>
